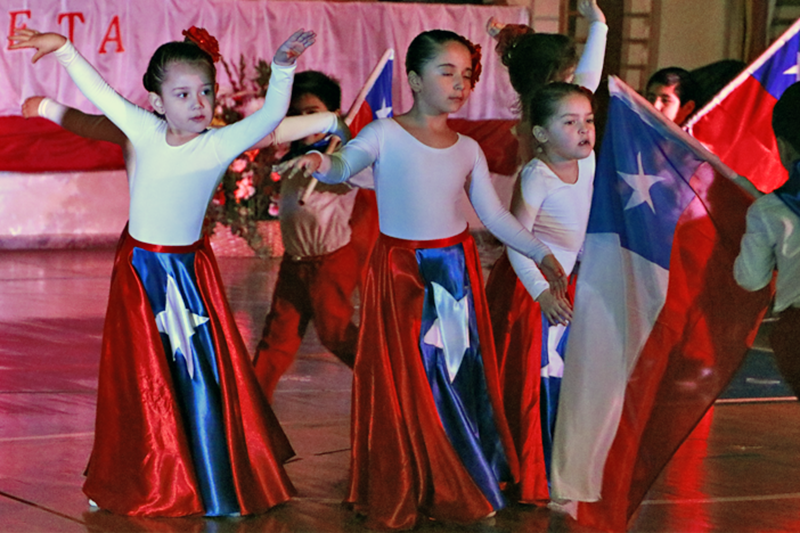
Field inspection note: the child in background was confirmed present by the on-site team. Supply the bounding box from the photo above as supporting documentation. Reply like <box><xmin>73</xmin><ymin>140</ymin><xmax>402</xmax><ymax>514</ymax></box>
<box><xmin>484</xmin><ymin>0</ymin><xmax>605</xmax><ymax>505</ymax></box>
<box><xmin>252</xmin><ymin>70</ymin><xmax>379</xmax><ymax>401</ymax></box>
<box><xmin>487</xmin><ymin>0</ymin><xmax>606</xmax><ymax>165</ymax></box>
<box><xmin>10</xmin><ymin>26</ymin><xmax>314</xmax><ymax>517</ymax></box>
<box><xmin>734</xmin><ymin>81</ymin><xmax>800</xmax><ymax>398</ymax></box>
<box><xmin>645</xmin><ymin>67</ymin><xmax>698</xmax><ymax>125</ymax></box>
<box><xmin>286</xmin><ymin>29</ymin><xmax>566</xmax><ymax>529</ymax></box>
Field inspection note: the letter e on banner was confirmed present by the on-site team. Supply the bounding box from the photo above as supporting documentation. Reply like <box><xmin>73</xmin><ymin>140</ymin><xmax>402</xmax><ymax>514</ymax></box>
<box><xmin>99</xmin><ymin>16</ymin><xmax>125</xmax><ymax>54</ymax></box>
<box><xmin>7</xmin><ymin>10</ymin><xmax>31</xmax><ymax>50</ymax></box>
<box><xmin>58</xmin><ymin>12</ymin><xmax>85</xmax><ymax>42</ymax></box>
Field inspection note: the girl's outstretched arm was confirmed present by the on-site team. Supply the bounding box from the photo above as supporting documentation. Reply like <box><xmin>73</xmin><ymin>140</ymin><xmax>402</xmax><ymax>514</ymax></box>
<box><xmin>216</xmin><ymin>29</ymin><xmax>316</xmax><ymax>159</ymax></box>
<box><xmin>467</xmin><ymin>147</ymin><xmax>568</xmax><ymax>295</ymax></box>
<box><xmin>11</xmin><ymin>28</ymin><xmax>152</xmax><ymax>144</ymax></box>
<box><xmin>24</xmin><ymin>96</ymin><xmax>128</xmax><ymax>146</ymax></box>
<box><xmin>249</xmin><ymin>112</ymin><xmax>347</xmax><ymax>150</ymax></box>
<box><xmin>278</xmin><ymin>120</ymin><xmax>379</xmax><ymax>184</ymax></box>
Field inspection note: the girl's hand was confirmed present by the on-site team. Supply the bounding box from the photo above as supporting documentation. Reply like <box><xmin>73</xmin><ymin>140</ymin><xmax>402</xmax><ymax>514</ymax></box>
<box><xmin>577</xmin><ymin>0</ymin><xmax>606</xmax><ymax>24</ymax></box>
<box><xmin>22</xmin><ymin>96</ymin><xmax>45</xmax><ymax>118</ymax></box>
<box><xmin>539</xmin><ymin>254</ymin><xmax>568</xmax><ymax>298</ymax></box>
<box><xmin>274</xmin><ymin>29</ymin><xmax>316</xmax><ymax>66</ymax></box>
<box><xmin>8</xmin><ymin>29</ymin><xmax>67</xmax><ymax>63</ymax></box>
<box><xmin>274</xmin><ymin>152</ymin><xmax>323</xmax><ymax>180</ymax></box>
<box><xmin>486</xmin><ymin>17</ymin><xmax>506</xmax><ymax>38</ymax></box>
<box><xmin>537</xmin><ymin>289</ymin><xmax>573</xmax><ymax>326</ymax></box>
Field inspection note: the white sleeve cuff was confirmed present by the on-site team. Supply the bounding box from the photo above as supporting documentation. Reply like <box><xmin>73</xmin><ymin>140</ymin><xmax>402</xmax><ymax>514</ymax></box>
<box><xmin>38</xmin><ymin>98</ymin><xmax>68</xmax><ymax>125</ymax></box>
<box><xmin>311</xmin><ymin>150</ymin><xmax>332</xmax><ymax>175</ymax></box>
<box><xmin>53</xmin><ymin>39</ymin><xmax>77</xmax><ymax>67</ymax></box>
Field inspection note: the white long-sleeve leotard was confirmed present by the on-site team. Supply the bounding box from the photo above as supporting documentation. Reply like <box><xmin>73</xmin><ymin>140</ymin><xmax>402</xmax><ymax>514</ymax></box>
<box><xmin>312</xmin><ymin>118</ymin><xmax>551</xmax><ymax>262</ymax></box>
<box><xmin>507</xmin><ymin>155</ymin><xmax>595</xmax><ymax>299</ymax></box>
<box><xmin>53</xmin><ymin>40</ymin><xmax>296</xmax><ymax>246</ymax></box>
<box><xmin>573</xmin><ymin>21</ymin><xmax>608</xmax><ymax>92</ymax></box>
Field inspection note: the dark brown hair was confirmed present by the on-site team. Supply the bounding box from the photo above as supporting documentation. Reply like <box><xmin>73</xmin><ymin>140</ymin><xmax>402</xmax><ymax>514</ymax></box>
<box><xmin>773</xmin><ymin>81</ymin><xmax>800</xmax><ymax>153</ymax></box>
<box><xmin>646</xmin><ymin>67</ymin><xmax>697</xmax><ymax>105</ymax></box>
<box><xmin>528</xmin><ymin>82</ymin><xmax>595</xmax><ymax>127</ymax></box>
<box><xmin>495</xmin><ymin>27</ymin><xmax>578</xmax><ymax>120</ymax></box>
<box><xmin>143</xmin><ymin>41</ymin><xmax>216</xmax><ymax>95</ymax></box>
<box><xmin>405</xmin><ymin>29</ymin><xmax>482</xmax><ymax>87</ymax></box>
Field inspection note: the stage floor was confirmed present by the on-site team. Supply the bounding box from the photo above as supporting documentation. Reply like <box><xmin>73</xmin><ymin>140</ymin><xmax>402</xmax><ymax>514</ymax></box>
<box><xmin>1</xmin><ymin>246</ymin><xmax>799</xmax><ymax>533</ymax></box>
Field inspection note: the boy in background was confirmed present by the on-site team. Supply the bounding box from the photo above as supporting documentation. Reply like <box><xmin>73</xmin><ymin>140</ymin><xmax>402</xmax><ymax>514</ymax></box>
<box><xmin>253</xmin><ymin>71</ymin><xmax>378</xmax><ymax>401</ymax></box>
<box><xmin>645</xmin><ymin>67</ymin><xmax>698</xmax><ymax>125</ymax></box>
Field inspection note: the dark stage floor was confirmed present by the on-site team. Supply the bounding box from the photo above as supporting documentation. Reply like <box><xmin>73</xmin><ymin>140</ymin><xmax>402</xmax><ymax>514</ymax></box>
<box><xmin>1</xmin><ymin>245</ymin><xmax>799</xmax><ymax>533</ymax></box>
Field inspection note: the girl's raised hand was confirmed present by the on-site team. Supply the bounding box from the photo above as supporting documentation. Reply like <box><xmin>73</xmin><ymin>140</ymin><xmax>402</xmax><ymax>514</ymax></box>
<box><xmin>8</xmin><ymin>29</ymin><xmax>67</xmax><ymax>63</ymax></box>
<box><xmin>485</xmin><ymin>17</ymin><xmax>506</xmax><ymax>38</ymax></box>
<box><xmin>539</xmin><ymin>254</ymin><xmax>568</xmax><ymax>298</ymax></box>
<box><xmin>577</xmin><ymin>0</ymin><xmax>606</xmax><ymax>24</ymax></box>
<box><xmin>537</xmin><ymin>289</ymin><xmax>573</xmax><ymax>326</ymax></box>
<box><xmin>274</xmin><ymin>29</ymin><xmax>316</xmax><ymax>66</ymax></box>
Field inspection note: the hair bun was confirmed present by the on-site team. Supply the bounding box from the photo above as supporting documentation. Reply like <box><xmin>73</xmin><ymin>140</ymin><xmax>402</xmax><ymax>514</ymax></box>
<box><xmin>494</xmin><ymin>24</ymin><xmax>535</xmax><ymax>66</ymax></box>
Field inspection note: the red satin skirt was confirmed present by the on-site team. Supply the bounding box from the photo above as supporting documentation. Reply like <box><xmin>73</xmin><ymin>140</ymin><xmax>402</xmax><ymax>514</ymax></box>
<box><xmin>485</xmin><ymin>252</ymin><xmax>550</xmax><ymax>505</ymax></box>
<box><xmin>346</xmin><ymin>230</ymin><xmax>519</xmax><ymax>530</ymax></box>
<box><xmin>83</xmin><ymin>229</ymin><xmax>296</xmax><ymax>516</ymax></box>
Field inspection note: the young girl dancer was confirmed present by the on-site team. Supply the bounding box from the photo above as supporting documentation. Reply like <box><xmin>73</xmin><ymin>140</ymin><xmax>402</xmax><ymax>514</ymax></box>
<box><xmin>10</xmin><ymin>27</ymin><xmax>314</xmax><ymax>517</ymax></box>
<box><xmin>286</xmin><ymin>29</ymin><xmax>566</xmax><ymax>529</ymax></box>
<box><xmin>483</xmin><ymin>0</ymin><xmax>606</xmax><ymax>506</ymax></box>
<box><xmin>486</xmin><ymin>83</ymin><xmax>597</xmax><ymax>505</ymax></box>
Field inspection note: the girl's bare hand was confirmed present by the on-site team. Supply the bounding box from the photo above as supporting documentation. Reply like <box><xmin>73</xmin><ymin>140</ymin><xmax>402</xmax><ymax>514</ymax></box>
<box><xmin>577</xmin><ymin>0</ymin><xmax>606</xmax><ymax>24</ymax></box>
<box><xmin>22</xmin><ymin>96</ymin><xmax>45</xmax><ymax>118</ymax></box>
<box><xmin>8</xmin><ymin>29</ymin><xmax>67</xmax><ymax>63</ymax></box>
<box><xmin>538</xmin><ymin>289</ymin><xmax>573</xmax><ymax>326</ymax></box>
<box><xmin>274</xmin><ymin>29</ymin><xmax>316</xmax><ymax>66</ymax></box>
<box><xmin>274</xmin><ymin>152</ymin><xmax>323</xmax><ymax>180</ymax></box>
<box><xmin>539</xmin><ymin>254</ymin><xmax>568</xmax><ymax>299</ymax></box>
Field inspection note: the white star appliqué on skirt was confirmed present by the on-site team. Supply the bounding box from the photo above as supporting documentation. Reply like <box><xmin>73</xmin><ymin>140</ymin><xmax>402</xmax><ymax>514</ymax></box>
<box><xmin>422</xmin><ymin>282</ymin><xmax>470</xmax><ymax>382</ymax></box>
<box><xmin>154</xmin><ymin>274</ymin><xmax>210</xmax><ymax>379</ymax></box>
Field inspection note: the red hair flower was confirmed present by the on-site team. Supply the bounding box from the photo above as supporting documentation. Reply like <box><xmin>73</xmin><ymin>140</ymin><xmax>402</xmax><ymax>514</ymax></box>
<box><xmin>465</xmin><ymin>40</ymin><xmax>483</xmax><ymax>86</ymax></box>
<box><xmin>182</xmin><ymin>26</ymin><xmax>221</xmax><ymax>63</ymax></box>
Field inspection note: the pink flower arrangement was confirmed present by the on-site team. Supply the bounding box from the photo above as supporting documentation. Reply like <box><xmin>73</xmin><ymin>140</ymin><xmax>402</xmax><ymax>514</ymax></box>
<box><xmin>203</xmin><ymin>52</ymin><xmax>285</xmax><ymax>255</ymax></box>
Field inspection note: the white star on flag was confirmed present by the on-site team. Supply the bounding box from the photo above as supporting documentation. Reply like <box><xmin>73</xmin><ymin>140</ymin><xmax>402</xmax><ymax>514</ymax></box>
<box><xmin>783</xmin><ymin>53</ymin><xmax>799</xmax><ymax>81</ymax></box>
<box><xmin>618</xmin><ymin>151</ymin><xmax>665</xmax><ymax>212</ymax></box>
<box><xmin>422</xmin><ymin>282</ymin><xmax>470</xmax><ymax>382</ymax></box>
<box><xmin>154</xmin><ymin>275</ymin><xmax>210</xmax><ymax>379</ymax></box>
<box><xmin>375</xmin><ymin>99</ymin><xmax>393</xmax><ymax>119</ymax></box>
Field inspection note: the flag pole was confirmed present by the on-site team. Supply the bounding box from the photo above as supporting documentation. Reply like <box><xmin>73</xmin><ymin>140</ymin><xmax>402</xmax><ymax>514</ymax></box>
<box><xmin>299</xmin><ymin>49</ymin><xmax>394</xmax><ymax>205</ymax></box>
<box><xmin>684</xmin><ymin>17</ymin><xmax>800</xmax><ymax>130</ymax></box>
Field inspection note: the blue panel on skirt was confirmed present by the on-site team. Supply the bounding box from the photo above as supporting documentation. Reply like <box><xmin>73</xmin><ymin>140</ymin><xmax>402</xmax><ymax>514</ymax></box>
<box><xmin>131</xmin><ymin>248</ymin><xmax>239</xmax><ymax>516</ymax></box>
<box><xmin>540</xmin><ymin>314</ymin><xmax>571</xmax><ymax>479</ymax></box>
<box><xmin>416</xmin><ymin>244</ymin><xmax>510</xmax><ymax>511</ymax></box>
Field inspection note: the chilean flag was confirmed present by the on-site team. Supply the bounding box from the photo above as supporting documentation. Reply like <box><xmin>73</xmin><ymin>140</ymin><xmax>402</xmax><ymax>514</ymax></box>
<box><xmin>345</xmin><ymin>49</ymin><xmax>394</xmax><ymax>136</ymax></box>
<box><xmin>549</xmin><ymin>77</ymin><xmax>772</xmax><ymax>531</ymax></box>
<box><xmin>686</xmin><ymin>18</ymin><xmax>800</xmax><ymax>193</ymax></box>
